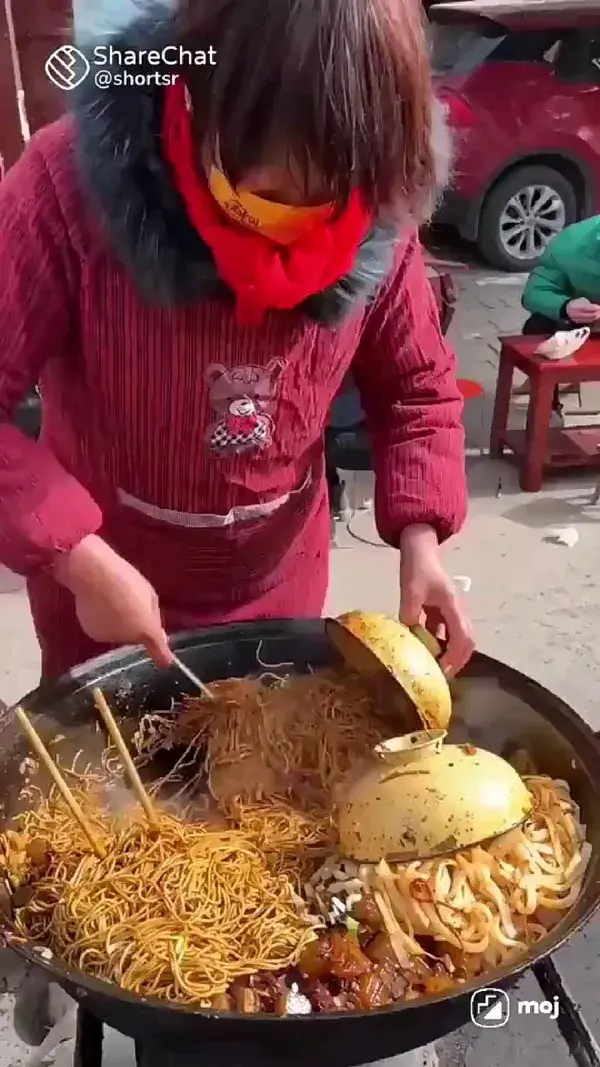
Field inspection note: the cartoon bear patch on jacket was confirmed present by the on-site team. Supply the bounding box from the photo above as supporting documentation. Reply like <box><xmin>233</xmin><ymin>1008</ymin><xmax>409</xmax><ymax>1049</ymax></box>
<box><xmin>205</xmin><ymin>359</ymin><xmax>285</xmax><ymax>455</ymax></box>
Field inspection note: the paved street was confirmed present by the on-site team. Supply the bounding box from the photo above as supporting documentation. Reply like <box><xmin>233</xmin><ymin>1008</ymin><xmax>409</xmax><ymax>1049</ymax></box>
<box><xmin>2</xmin><ymin>250</ymin><xmax>600</xmax><ymax>1065</ymax></box>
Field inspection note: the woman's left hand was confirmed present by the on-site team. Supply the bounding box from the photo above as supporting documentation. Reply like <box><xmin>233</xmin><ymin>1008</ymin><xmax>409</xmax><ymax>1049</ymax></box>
<box><xmin>398</xmin><ymin>524</ymin><xmax>475</xmax><ymax>677</ymax></box>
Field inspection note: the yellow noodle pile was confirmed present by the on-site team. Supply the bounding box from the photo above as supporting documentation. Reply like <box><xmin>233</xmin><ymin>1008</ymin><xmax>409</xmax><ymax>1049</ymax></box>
<box><xmin>234</xmin><ymin>798</ymin><xmax>337</xmax><ymax>884</ymax></box>
<box><xmin>4</xmin><ymin>790</ymin><xmax>317</xmax><ymax>1005</ymax></box>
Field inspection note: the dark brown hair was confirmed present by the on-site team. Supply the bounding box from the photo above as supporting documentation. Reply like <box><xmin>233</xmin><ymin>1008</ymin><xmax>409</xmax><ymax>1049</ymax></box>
<box><xmin>177</xmin><ymin>0</ymin><xmax>436</xmax><ymax>218</ymax></box>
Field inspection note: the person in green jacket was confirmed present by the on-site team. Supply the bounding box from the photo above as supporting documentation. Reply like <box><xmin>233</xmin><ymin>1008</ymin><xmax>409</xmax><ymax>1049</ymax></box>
<box><xmin>521</xmin><ymin>216</ymin><xmax>600</xmax><ymax>334</ymax></box>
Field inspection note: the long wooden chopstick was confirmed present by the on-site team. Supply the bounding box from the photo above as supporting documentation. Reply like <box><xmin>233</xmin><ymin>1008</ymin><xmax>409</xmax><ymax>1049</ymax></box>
<box><xmin>14</xmin><ymin>707</ymin><xmax>106</xmax><ymax>858</ymax></box>
<box><xmin>92</xmin><ymin>688</ymin><xmax>159</xmax><ymax>830</ymax></box>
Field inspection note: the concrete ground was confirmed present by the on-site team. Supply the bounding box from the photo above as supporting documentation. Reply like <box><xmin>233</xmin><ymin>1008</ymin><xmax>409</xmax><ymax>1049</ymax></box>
<box><xmin>2</xmin><ymin>256</ymin><xmax>600</xmax><ymax>1065</ymax></box>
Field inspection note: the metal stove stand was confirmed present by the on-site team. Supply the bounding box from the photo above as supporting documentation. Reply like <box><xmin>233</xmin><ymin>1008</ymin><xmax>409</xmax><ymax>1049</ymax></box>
<box><xmin>72</xmin><ymin>1008</ymin><xmax>102</xmax><ymax>1067</ymax></box>
<box><xmin>532</xmin><ymin>958</ymin><xmax>600</xmax><ymax>1067</ymax></box>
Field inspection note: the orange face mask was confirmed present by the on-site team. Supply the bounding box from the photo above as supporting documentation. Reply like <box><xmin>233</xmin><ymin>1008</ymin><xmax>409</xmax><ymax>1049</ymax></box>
<box><xmin>208</xmin><ymin>167</ymin><xmax>334</xmax><ymax>245</ymax></box>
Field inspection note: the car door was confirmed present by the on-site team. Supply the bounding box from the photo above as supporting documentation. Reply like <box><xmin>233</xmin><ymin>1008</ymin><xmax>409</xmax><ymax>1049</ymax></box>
<box><xmin>434</xmin><ymin>26</ymin><xmax>568</xmax><ymax>196</ymax></box>
<box><xmin>550</xmin><ymin>30</ymin><xmax>600</xmax><ymax>212</ymax></box>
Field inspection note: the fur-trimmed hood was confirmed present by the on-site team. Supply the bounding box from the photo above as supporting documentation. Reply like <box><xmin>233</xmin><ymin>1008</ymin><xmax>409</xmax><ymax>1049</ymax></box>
<box><xmin>72</xmin><ymin>9</ymin><xmax>449</xmax><ymax>325</ymax></box>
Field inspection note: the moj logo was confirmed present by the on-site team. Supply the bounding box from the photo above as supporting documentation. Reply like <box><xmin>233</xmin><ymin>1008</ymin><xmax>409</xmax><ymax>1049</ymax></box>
<box><xmin>518</xmin><ymin>997</ymin><xmax>560</xmax><ymax>1020</ymax></box>
<box><xmin>470</xmin><ymin>989</ymin><xmax>510</xmax><ymax>1028</ymax></box>
<box><xmin>471</xmin><ymin>988</ymin><xmax>560</xmax><ymax>1028</ymax></box>
<box><xmin>45</xmin><ymin>46</ymin><xmax>90</xmax><ymax>91</ymax></box>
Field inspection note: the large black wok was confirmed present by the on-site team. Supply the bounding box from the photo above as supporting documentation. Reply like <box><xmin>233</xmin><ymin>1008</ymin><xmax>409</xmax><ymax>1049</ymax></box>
<box><xmin>1</xmin><ymin>620</ymin><xmax>600</xmax><ymax>1067</ymax></box>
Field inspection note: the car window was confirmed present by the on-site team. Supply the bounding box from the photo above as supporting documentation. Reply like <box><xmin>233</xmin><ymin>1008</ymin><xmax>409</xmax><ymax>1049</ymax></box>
<box><xmin>429</xmin><ymin>24</ymin><xmax>505</xmax><ymax>75</ymax></box>
<box><xmin>430</xmin><ymin>24</ymin><xmax>563</xmax><ymax>76</ymax></box>
<box><xmin>593</xmin><ymin>35</ymin><xmax>600</xmax><ymax>83</ymax></box>
<box><xmin>554</xmin><ymin>30</ymin><xmax>600</xmax><ymax>84</ymax></box>
<box><xmin>491</xmin><ymin>30</ymin><xmax>564</xmax><ymax>64</ymax></box>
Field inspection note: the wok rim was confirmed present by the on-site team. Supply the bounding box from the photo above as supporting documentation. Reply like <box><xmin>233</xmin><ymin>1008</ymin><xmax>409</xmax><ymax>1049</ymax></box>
<box><xmin>5</xmin><ymin>620</ymin><xmax>600</xmax><ymax>1025</ymax></box>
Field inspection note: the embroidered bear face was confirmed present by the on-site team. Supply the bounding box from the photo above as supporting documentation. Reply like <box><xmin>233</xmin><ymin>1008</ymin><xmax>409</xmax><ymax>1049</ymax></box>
<box><xmin>205</xmin><ymin>359</ymin><xmax>285</xmax><ymax>456</ymax></box>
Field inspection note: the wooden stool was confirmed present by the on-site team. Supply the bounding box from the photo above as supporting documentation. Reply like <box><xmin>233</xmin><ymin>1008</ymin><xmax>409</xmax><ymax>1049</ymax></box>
<box><xmin>490</xmin><ymin>335</ymin><xmax>600</xmax><ymax>491</ymax></box>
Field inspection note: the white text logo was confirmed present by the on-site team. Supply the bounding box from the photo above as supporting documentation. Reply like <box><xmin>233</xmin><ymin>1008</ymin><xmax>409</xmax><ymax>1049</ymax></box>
<box><xmin>45</xmin><ymin>46</ymin><xmax>90</xmax><ymax>91</ymax></box>
<box><xmin>518</xmin><ymin>997</ymin><xmax>560</xmax><ymax>1020</ymax></box>
<box><xmin>471</xmin><ymin>988</ymin><xmax>560</xmax><ymax>1028</ymax></box>
<box><xmin>45</xmin><ymin>44</ymin><xmax>217</xmax><ymax>91</ymax></box>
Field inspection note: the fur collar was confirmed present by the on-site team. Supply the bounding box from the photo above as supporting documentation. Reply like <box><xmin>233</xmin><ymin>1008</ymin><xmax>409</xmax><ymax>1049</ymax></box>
<box><xmin>72</xmin><ymin>9</ymin><xmax>444</xmax><ymax>325</ymax></box>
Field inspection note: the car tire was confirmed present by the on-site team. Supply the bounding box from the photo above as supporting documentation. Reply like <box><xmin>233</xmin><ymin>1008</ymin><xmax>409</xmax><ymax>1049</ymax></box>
<box><xmin>477</xmin><ymin>165</ymin><xmax>578</xmax><ymax>272</ymax></box>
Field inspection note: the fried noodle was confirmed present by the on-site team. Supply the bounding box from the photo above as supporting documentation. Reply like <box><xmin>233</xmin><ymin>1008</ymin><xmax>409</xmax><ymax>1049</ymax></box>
<box><xmin>5</xmin><ymin>791</ymin><xmax>317</xmax><ymax>1005</ymax></box>
<box><xmin>135</xmin><ymin>670</ymin><xmax>395</xmax><ymax>814</ymax></box>
<box><xmin>317</xmin><ymin>775</ymin><xmax>590</xmax><ymax>980</ymax></box>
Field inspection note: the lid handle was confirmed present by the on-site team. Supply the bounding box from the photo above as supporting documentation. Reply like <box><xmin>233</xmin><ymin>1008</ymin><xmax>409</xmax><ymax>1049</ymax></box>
<box><xmin>375</xmin><ymin>730</ymin><xmax>446</xmax><ymax>768</ymax></box>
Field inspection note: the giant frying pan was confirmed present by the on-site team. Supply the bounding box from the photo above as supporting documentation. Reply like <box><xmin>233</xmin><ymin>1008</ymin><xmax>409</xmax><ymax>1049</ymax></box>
<box><xmin>1</xmin><ymin>620</ymin><xmax>599</xmax><ymax>1067</ymax></box>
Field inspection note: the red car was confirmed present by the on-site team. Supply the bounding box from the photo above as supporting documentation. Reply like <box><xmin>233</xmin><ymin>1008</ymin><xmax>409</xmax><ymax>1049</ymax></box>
<box><xmin>431</xmin><ymin>0</ymin><xmax>600</xmax><ymax>271</ymax></box>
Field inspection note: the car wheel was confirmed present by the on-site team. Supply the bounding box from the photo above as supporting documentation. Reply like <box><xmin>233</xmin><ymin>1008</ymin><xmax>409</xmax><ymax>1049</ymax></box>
<box><xmin>477</xmin><ymin>165</ymin><xmax>578</xmax><ymax>272</ymax></box>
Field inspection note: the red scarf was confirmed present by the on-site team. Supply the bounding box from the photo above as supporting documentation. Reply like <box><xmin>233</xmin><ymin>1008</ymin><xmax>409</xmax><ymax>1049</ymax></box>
<box><xmin>161</xmin><ymin>78</ymin><xmax>372</xmax><ymax>324</ymax></box>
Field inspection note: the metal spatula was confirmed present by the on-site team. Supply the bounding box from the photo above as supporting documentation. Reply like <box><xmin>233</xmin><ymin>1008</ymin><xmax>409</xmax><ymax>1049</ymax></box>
<box><xmin>170</xmin><ymin>654</ymin><xmax>214</xmax><ymax>701</ymax></box>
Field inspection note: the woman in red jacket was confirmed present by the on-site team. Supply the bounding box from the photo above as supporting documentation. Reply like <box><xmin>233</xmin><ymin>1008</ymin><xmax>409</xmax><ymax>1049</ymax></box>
<box><xmin>0</xmin><ymin>0</ymin><xmax>472</xmax><ymax>680</ymax></box>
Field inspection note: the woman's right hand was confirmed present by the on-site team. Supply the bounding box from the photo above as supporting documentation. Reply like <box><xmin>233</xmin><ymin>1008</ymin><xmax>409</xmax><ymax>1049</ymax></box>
<box><xmin>53</xmin><ymin>535</ymin><xmax>173</xmax><ymax>667</ymax></box>
<box><xmin>565</xmin><ymin>297</ymin><xmax>600</xmax><ymax>324</ymax></box>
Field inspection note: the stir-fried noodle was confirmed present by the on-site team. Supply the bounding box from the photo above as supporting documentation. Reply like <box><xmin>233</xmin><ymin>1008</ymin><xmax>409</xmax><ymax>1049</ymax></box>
<box><xmin>338</xmin><ymin>776</ymin><xmax>591</xmax><ymax>979</ymax></box>
<box><xmin>135</xmin><ymin>669</ymin><xmax>395</xmax><ymax>814</ymax></box>
<box><xmin>6</xmin><ymin>792</ymin><xmax>317</xmax><ymax>1005</ymax></box>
